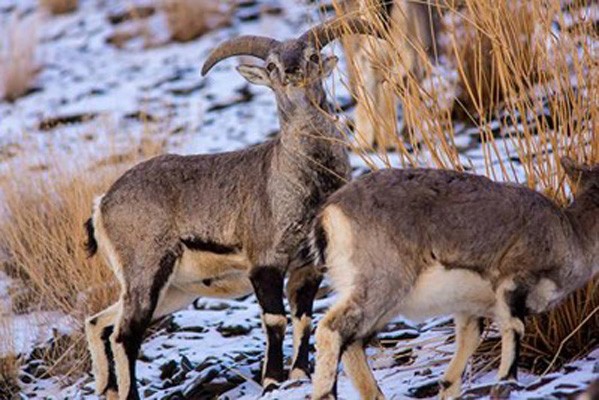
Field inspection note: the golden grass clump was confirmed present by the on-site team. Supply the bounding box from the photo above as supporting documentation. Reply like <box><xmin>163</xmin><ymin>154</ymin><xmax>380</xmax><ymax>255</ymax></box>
<box><xmin>0</xmin><ymin>15</ymin><xmax>39</xmax><ymax>102</ymax></box>
<box><xmin>162</xmin><ymin>0</ymin><xmax>232</xmax><ymax>42</ymax></box>
<box><xmin>39</xmin><ymin>0</ymin><xmax>78</xmax><ymax>14</ymax></box>
<box><xmin>444</xmin><ymin>1</ymin><xmax>541</xmax><ymax>119</ymax></box>
<box><xmin>0</xmin><ymin>136</ymin><xmax>165</xmax><ymax>381</ymax></box>
<box><xmin>333</xmin><ymin>0</ymin><xmax>598</xmax><ymax>372</ymax></box>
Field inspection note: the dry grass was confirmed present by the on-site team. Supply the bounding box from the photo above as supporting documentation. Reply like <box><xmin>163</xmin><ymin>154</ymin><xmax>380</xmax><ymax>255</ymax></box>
<box><xmin>0</xmin><ymin>134</ymin><xmax>164</xmax><ymax>385</ymax></box>
<box><xmin>0</xmin><ymin>15</ymin><xmax>39</xmax><ymax>102</ymax></box>
<box><xmin>39</xmin><ymin>0</ymin><xmax>78</xmax><ymax>14</ymax></box>
<box><xmin>332</xmin><ymin>0</ymin><xmax>598</xmax><ymax>372</ymax></box>
<box><xmin>161</xmin><ymin>0</ymin><xmax>233</xmax><ymax>42</ymax></box>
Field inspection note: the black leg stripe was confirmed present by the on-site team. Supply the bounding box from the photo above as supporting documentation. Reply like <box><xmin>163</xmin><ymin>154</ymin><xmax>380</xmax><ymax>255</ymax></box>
<box><xmin>439</xmin><ymin>380</ymin><xmax>452</xmax><ymax>390</ymax></box>
<box><xmin>264</xmin><ymin>324</ymin><xmax>286</xmax><ymax>382</ymax></box>
<box><xmin>478</xmin><ymin>317</ymin><xmax>485</xmax><ymax>336</ymax></box>
<box><xmin>292</xmin><ymin>323</ymin><xmax>312</xmax><ymax>373</ymax></box>
<box><xmin>100</xmin><ymin>325</ymin><xmax>118</xmax><ymax>394</ymax></box>
<box><xmin>250</xmin><ymin>267</ymin><xmax>285</xmax><ymax>315</ymax></box>
<box><xmin>293</xmin><ymin>277</ymin><xmax>322</xmax><ymax>319</ymax></box>
<box><xmin>507</xmin><ymin>331</ymin><xmax>521</xmax><ymax>380</ymax></box>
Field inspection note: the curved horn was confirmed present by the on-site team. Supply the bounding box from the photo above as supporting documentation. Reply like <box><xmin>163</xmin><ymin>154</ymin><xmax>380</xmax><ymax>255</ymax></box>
<box><xmin>201</xmin><ymin>36</ymin><xmax>281</xmax><ymax>76</ymax></box>
<box><xmin>300</xmin><ymin>17</ymin><xmax>383</xmax><ymax>49</ymax></box>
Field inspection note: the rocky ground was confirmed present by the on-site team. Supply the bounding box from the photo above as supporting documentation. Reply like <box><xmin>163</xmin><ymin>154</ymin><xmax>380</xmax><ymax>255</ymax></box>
<box><xmin>0</xmin><ymin>0</ymin><xmax>597</xmax><ymax>399</ymax></box>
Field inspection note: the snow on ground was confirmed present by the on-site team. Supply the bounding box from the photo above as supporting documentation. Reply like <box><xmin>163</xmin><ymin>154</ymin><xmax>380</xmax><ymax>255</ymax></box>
<box><xmin>0</xmin><ymin>0</ymin><xmax>597</xmax><ymax>399</ymax></box>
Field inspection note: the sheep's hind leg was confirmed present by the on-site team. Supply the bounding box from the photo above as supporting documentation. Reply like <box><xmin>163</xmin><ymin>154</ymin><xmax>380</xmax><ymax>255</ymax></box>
<box><xmin>342</xmin><ymin>339</ymin><xmax>385</xmax><ymax>400</ymax></box>
<box><xmin>492</xmin><ymin>281</ymin><xmax>528</xmax><ymax>397</ymax></box>
<box><xmin>111</xmin><ymin>249</ymin><xmax>180</xmax><ymax>400</ymax></box>
<box><xmin>439</xmin><ymin>314</ymin><xmax>484</xmax><ymax>399</ymax></box>
<box><xmin>250</xmin><ymin>266</ymin><xmax>287</xmax><ymax>392</ymax></box>
<box><xmin>85</xmin><ymin>302</ymin><xmax>121</xmax><ymax>399</ymax></box>
<box><xmin>313</xmin><ymin>293</ymin><xmax>388</xmax><ymax>400</ymax></box>
<box><xmin>286</xmin><ymin>265</ymin><xmax>323</xmax><ymax>380</ymax></box>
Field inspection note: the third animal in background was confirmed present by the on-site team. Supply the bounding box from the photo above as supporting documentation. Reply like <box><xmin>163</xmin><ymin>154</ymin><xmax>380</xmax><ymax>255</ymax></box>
<box><xmin>333</xmin><ymin>0</ymin><xmax>441</xmax><ymax>149</ymax></box>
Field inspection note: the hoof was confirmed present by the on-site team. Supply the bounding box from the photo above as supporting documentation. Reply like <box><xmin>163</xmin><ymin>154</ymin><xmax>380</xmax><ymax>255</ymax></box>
<box><xmin>490</xmin><ymin>381</ymin><xmax>522</xmax><ymax>399</ymax></box>
<box><xmin>262</xmin><ymin>378</ymin><xmax>281</xmax><ymax>395</ymax></box>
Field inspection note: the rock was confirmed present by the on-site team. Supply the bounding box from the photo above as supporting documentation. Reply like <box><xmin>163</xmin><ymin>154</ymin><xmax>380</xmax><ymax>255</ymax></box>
<box><xmin>207</xmin><ymin>85</ymin><xmax>254</xmax><ymax>112</ymax></box>
<box><xmin>168</xmin><ymin>82</ymin><xmax>206</xmax><ymax>96</ymax></box>
<box><xmin>217</xmin><ymin>321</ymin><xmax>252</xmax><ymax>337</ymax></box>
<box><xmin>194</xmin><ymin>356</ymin><xmax>219</xmax><ymax>372</ymax></box>
<box><xmin>525</xmin><ymin>375</ymin><xmax>557</xmax><ymax>391</ymax></box>
<box><xmin>193</xmin><ymin>299</ymin><xmax>231</xmax><ymax>310</ymax></box>
<box><xmin>180</xmin><ymin>355</ymin><xmax>194</xmax><ymax>372</ymax></box>
<box><xmin>489</xmin><ymin>381</ymin><xmax>522</xmax><ymax>399</ymax></box>
<box><xmin>159</xmin><ymin>360</ymin><xmax>179</xmax><ymax>380</ymax></box>
<box><xmin>108</xmin><ymin>4</ymin><xmax>156</xmax><ymax>24</ymax></box>
<box><xmin>124</xmin><ymin>111</ymin><xmax>158</xmax><ymax>123</ymax></box>
<box><xmin>407</xmin><ymin>379</ymin><xmax>440</xmax><ymax>398</ymax></box>
<box><xmin>378</xmin><ymin>329</ymin><xmax>420</xmax><ymax>342</ymax></box>
<box><xmin>163</xmin><ymin>389</ymin><xmax>185</xmax><ymax>399</ymax></box>
<box><xmin>19</xmin><ymin>373</ymin><xmax>33</xmax><ymax>384</ymax></box>
<box><xmin>38</xmin><ymin>113</ymin><xmax>98</xmax><ymax>131</ymax></box>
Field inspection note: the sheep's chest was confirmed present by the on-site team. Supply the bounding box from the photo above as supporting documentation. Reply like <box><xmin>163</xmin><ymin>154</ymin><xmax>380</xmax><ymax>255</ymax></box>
<box><xmin>171</xmin><ymin>249</ymin><xmax>253</xmax><ymax>299</ymax></box>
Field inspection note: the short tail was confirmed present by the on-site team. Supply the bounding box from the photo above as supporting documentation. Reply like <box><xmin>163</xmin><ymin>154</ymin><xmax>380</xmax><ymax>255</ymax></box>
<box><xmin>84</xmin><ymin>217</ymin><xmax>98</xmax><ymax>258</ymax></box>
<box><xmin>295</xmin><ymin>214</ymin><xmax>328</xmax><ymax>269</ymax></box>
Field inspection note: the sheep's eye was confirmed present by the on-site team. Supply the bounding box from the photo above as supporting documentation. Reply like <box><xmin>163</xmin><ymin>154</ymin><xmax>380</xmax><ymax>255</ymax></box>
<box><xmin>309</xmin><ymin>54</ymin><xmax>320</xmax><ymax>63</ymax></box>
<box><xmin>266</xmin><ymin>63</ymin><xmax>276</xmax><ymax>72</ymax></box>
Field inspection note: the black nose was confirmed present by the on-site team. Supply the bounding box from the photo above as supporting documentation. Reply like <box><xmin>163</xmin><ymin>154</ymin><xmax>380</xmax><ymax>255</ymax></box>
<box><xmin>285</xmin><ymin>66</ymin><xmax>299</xmax><ymax>74</ymax></box>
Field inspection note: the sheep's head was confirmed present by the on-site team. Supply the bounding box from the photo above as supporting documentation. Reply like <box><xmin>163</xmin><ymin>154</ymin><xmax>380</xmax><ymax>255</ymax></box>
<box><xmin>561</xmin><ymin>156</ymin><xmax>599</xmax><ymax>275</ymax></box>
<box><xmin>201</xmin><ymin>18</ymin><xmax>380</xmax><ymax>109</ymax></box>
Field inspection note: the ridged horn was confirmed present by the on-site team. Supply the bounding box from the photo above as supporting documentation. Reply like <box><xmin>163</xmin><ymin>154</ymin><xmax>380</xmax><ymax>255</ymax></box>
<box><xmin>201</xmin><ymin>36</ymin><xmax>281</xmax><ymax>76</ymax></box>
<box><xmin>300</xmin><ymin>17</ymin><xmax>383</xmax><ymax>49</ymax></box>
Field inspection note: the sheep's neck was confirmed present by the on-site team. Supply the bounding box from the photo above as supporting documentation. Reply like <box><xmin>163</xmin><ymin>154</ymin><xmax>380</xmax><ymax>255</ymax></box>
<box><xmin>565</xmin><ymin>193</ymin><xmax>599</xmax><ymax>280</ymax></box>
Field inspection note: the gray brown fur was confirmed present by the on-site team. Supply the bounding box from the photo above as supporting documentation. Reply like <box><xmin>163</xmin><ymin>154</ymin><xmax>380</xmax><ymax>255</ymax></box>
<box><xmin>84</xmin><ymin>18</ymin><xmax>384</xmax><ymax>400</ymax></box>
<box><xmin>312</xmin><ymin>158</ymin><xmax>599</xmax><ymax>400</ymax></box>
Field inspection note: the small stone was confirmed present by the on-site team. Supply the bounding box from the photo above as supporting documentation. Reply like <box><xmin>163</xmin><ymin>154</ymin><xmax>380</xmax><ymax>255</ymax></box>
<box><xmin>159</xmin><ymin>360</ymin><xmax>179</xmax><ymax>380</ymax></box>
<box><xmin>180</xmin><ymin>326</ymin><xmax>208</xmax><ymax>334</ymax></box>
<box><xmin>193</xmin><ymin>299</ymin><xmax>230</xmax><ymax>311</ymax></box>
<box><xmin>407</xmin><ymin>380</ymin><xmax>440</xmax><ymax>398</ymax></box>
<box><xmin>416</xmin><ymin>368</ymin><xmax>432</xmax><ymax>376</ymax></box>
<box><xmin>490</xmin><ymin>381</ymin><xmax>522</xmax><ymax>399</ymax></box>
<box><xmin>181</xmin><ymin>355</ymin><xmax>194</xmax><ymax>372</ymax></box>
<box><xmin>217</xmin><ymin>322</ymin><xmax>252</xmax><ymax>337</ymax></box>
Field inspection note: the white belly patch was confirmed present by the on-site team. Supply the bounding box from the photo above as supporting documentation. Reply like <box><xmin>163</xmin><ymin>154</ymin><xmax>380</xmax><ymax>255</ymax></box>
<box><xmin>171</xmin><ymin>249</ymin><xmax>253</xmax><ymax>299</ymax></box>
<box><xmin>398</xmin><ymin>264</ymin><xmax>495</xmax><ymax>321</ymax></box>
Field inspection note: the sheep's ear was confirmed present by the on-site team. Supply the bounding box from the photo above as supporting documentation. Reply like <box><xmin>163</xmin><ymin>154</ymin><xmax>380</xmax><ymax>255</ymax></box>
<box><xmin>236</xmin><ymin>64</ymin><xmax>270</xmax><ymax>86</ymax></box>
<box><xmin>561</xmin><ymin>156</ymin><xmax>591</xmax><ymax>186</ymax></box>
<box><xmin>321</xmin><ymin>56</ymin><xmax>338</xmax><ymax>77</ymax></box>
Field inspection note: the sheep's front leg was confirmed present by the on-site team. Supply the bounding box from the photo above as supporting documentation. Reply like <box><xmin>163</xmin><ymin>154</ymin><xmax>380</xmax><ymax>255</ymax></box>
<box><xmin>342</xmin><ymin>339</ymin><xmax>385</xmax><ymax>400</ymax></box>
<box><xmin>439</xmin><ymin>314</ymin><xmax>484</xmax><ymax>399</ymax></box>
<box><xmin>250</xmin><ymin>266</ymin><xmax>287</xmax><ymax>391</ymax></box>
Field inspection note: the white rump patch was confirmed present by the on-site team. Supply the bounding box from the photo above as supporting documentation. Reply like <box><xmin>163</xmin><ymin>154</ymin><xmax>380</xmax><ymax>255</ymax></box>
<box><xmin>321</xmin><ymin>205</ymin><xmax>356</xmax><ymax>297</ymax></box>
